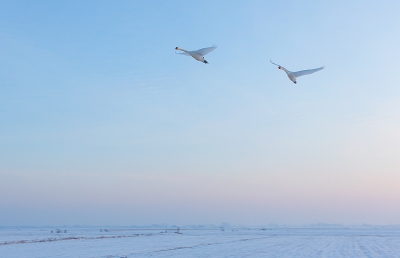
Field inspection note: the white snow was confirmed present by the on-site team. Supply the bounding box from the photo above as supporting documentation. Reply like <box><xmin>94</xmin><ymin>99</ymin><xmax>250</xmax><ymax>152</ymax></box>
<box><xmin>1</xmin><ymin>227</ymin><xmax>400</xmax><ymax>257</ymax></box>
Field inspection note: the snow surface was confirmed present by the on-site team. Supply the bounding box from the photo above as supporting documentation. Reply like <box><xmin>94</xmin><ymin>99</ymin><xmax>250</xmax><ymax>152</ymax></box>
<box><xmin>1</xmin><ymin>227</ymin><xmax>400</xmax><ymax>257</ymax></box>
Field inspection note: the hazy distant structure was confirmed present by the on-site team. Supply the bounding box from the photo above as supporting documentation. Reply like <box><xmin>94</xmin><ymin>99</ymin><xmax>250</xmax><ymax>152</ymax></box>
<box><xmin>52</xmin><ymin>229</ymin><xmax>67</xmax><ymax>234</ymax></box>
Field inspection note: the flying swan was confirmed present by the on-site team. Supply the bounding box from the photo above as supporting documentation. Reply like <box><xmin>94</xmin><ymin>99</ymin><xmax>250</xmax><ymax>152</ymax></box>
<box><xmin>270</xmin><ymin>60</ymin><xmax>324</xmax><ymax>83</ymax></box>
<box><xmin>175</xmin><ymin>45</ymin><xmax>217</xmax><ymax>64</ymax></box>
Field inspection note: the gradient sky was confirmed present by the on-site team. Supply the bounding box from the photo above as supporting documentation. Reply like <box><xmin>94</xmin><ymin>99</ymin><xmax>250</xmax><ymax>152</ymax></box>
<box><xmin>1</xmin><ymin>0</ymin><xmax>400</xmax><ymax>226</ymax></box>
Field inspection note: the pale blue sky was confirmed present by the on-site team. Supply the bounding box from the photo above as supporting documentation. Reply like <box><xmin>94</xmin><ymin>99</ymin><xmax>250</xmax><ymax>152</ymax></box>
<box><xmin>1</xmin><ymin>0</ymin><xmax>400</xmax><ymax>226</ymax></box>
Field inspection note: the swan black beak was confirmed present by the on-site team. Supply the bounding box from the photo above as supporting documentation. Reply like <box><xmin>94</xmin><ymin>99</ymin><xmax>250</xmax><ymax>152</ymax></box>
<box><xmin>294</xmin><ymin>81</ymin><xmax>297</xmax><ymax>84</ymax></box>
<box><xmin>203</xmin><ymin>60</ymin><xmax>208</xmax><ymax>64</ymax></box>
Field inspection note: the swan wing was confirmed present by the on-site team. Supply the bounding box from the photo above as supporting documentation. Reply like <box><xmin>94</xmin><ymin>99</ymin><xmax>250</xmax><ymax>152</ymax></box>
<box><xmin>293</xmin><ymin>66</ymin><xmax>324</xmax><ymax>77</ymax></box>
<box><xmin>195</xmin><ymin>45</ymin><xmax>217</xmax><ymax>56</ymax></box>
<box><xmin>176</xmin><ymin>52</ymin><xmax>191</xmax><ymax>56</ymax></box>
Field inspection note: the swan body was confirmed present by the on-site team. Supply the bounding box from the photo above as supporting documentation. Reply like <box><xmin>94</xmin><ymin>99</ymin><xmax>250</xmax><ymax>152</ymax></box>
<box><xmin>270</xmin><ymin>60</ymin><xmax>324</xmax><ymax>84</ymax></box>
<box><xmin>175</xmin><ymin>45</ymin><xmax>217</xmax><ymax>64</ymax></box>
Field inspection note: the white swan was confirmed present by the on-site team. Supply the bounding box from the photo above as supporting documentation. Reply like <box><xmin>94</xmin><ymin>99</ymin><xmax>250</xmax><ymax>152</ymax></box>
<box><xmin>270</xmin><ymin>60</ymin><xmax>324</xmax><ymax>84</ymax></box>
<box><xmin>175</xmin><ymin>45</ymin><xmax>217</xmax><ymax>64</ymax></box>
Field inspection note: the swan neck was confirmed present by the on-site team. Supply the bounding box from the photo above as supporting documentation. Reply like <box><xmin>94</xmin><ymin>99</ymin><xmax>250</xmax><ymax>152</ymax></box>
<box><xmin>178</xmin><ymin>48</ymin><xmax>189</xmax><ymax>53</ymax></box>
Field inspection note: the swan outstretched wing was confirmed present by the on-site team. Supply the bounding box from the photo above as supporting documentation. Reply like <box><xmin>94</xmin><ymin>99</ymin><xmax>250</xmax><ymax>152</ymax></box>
<box><xmin>196</xmin><ymin>45</ymin><xmax>217</xmax><ymax>56</ymax></box>
<box><xmin>176</xmin><ymin>52</ymin><xmax>191</xmax><ymax>56</ymax></box>
<box><xmin>293</xmin><ymin>67</ymin><xmax>324</xmax><ymax>77</ymax></box>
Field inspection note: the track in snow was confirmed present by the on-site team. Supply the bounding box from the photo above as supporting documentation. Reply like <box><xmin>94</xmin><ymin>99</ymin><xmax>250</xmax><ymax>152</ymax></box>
<box><xmin>1</xmin><ymin>227</ymin><xmax>400</xmax><ymax>257</ymax></box>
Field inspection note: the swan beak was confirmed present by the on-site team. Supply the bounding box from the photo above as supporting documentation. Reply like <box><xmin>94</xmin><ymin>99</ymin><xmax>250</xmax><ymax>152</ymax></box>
<box><xmin>294</xmin><ymin>81</ymin><xmax>297</xmax><ymax>84</ymax></box>
<box><xmin>203</xmin><ymin>60</ymin><xmax>208</xmax><ymax>64</ymax></box>
<box><xmin>278</xmin><ymin>66</ymin><xmax>281</xmax><ymax>69</ymax></box>
<box><xmin>175</xmin><ymin>47</ymin><xmax>179</xmax><ymax>50</ymax></box>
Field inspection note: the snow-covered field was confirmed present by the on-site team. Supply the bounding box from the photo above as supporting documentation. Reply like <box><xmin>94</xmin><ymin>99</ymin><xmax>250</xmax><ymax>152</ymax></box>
<box><xmin>1</xmin><ymin>226</ymin><xmax>400</xmax><ymax>257</ymax></box>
